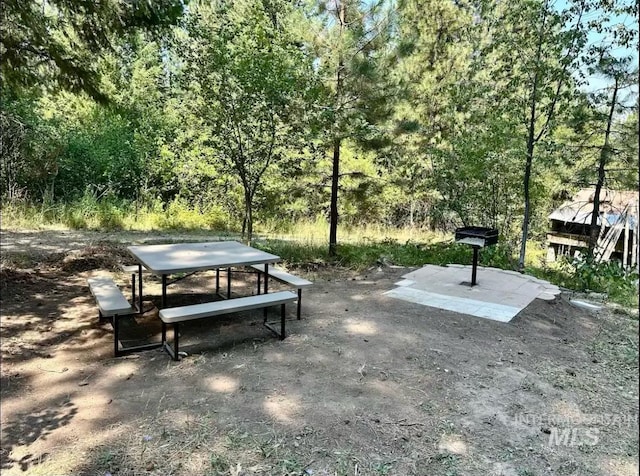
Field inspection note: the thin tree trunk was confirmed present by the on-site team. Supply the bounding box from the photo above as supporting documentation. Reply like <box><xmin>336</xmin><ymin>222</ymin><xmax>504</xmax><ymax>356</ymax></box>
<box><xmin>328</xmin><ymin>1</ymin><xmax>346</xmax><ymax>258</ymax></box>
<box><xmin>244</xmin><ymin>189</ymin><xmax>254</xmax><ymax>245</ymax></box>
<box><xmin>518</xmin><ymin>135</ymin><xmax>535</xmax><ymax>270</ymax></box>
<box><xmin>329</xmin><ymin>138</ymin><xmax>341</xmax><ymax>256</ymax></box>
<box><xmin>588</xmin><ymin>77</ymin><xmax>619</xmax><ymax>256</ymax></box>
<box><xmin>409</xmin><ymin>198</ymin><xmax>415</xmax><ymax>228</ymax></box>
<box><xmin>517</xmin><ymin>8</ymin><xmax>545</xmax><ymax>271</ymax></box>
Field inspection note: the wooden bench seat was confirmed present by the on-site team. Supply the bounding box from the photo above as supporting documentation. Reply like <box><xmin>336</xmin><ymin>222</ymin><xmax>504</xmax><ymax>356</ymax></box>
<box><xmin>88</xmin><ymin>276</ymin><xmax>161</xmax><ymax>357</ymax></box>
<box><xmin>250</xmin><ymin>264</ymin><xmax>312</xmax><ymax>319</ymax></box>
<box><xmin>159</xmin><ymin>290</ymin><xmax>297</xmax><ymax>360</ymax></box>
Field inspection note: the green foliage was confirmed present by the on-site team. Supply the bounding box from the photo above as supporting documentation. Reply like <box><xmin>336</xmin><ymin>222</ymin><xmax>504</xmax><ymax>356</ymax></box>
<box><xmin>0</xmin><ymin>91</ymin><xmax>64</xmax><ymax>202</ymax></box>
<box><xmin>176</xmin><ymin>0</ymin><xmax>316</xmax><ymax>241</ymax></box>
<box><xmin>1</xmin><ymin>0</ymin><xmax>183</xmax><ymax>101</ymax></box>
<box><xmin>154</xmin><ymin>199</ymin><xmax>230</xmax><ymax>231</ymax></box>
<box><xmin>562</xmin><ymin>256</ymin><xmax>638</xmax><ymax>305</ymax></box>
<box><xmin>530</xmin><ymin>255</ymin><xmax>639</xmax><ymax>307</ymax></box>
<box><xmin>254</xmin><ymin>240</ymin><xmax>330</xmax><ymax>267</ymax></box>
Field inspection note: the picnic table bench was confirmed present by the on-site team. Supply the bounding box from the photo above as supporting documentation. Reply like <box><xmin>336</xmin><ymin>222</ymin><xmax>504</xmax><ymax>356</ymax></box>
<box><xmin>159</xmin><ymin>290</ymin><xmax>297</xmax><ymax>360</ymax></box>
<box><xmin>87</xmin><ymin>276</ymin><xmax>161</xmax><ymax>357</ymax></box>
<box><xmin>250</xmin><ymin>264</ymin><xmax>312</xmax><ymax>320</ymax></box>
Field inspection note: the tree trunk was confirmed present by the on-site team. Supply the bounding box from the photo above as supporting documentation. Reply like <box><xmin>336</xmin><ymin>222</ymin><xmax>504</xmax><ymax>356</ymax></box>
<box><xmin>409</xmin><ymin>198</ymin><xmax>415</xmax><ymax>228</ymax></box>
<box><xmin>243</xmin><ymin>188</ymin><xmax>254</xmax><ymax>245</ymax></box>
<box><xmin>328</xmin><ymin>1</ymin><xmax>346</xmax><ymax>258</ymax></box>
<box><xmin>517</xmin><ymin>18</ymin><xmax>544</xmax><ymax>271</ymax></box>
<box><xmin>518</xmin><ymin>139</ymin><xmax>535</xmax><ymax>271</ymax></box>
<box><xmin>329</xmin><ymin>137</ymin><xmax>341</xmax><ymax>256</ymax></box>
<box><xmin>588</xmin><ymin>77</ymin><xmax>619</xmax><ymax>256</ymax></box>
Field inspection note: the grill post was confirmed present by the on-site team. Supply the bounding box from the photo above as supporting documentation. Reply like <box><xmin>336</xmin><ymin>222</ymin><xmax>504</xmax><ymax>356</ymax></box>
<box><xmin>471</xmin><ymin>246</ymin><xmax>479</xmax><ymax>286</ymax></box>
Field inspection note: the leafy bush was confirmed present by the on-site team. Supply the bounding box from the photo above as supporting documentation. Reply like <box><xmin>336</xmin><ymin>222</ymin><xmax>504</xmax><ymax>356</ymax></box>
<box><xmin>563</xmin><ymin>256</ymin><xmax>638</xmax><ymax>305</ymax></box>
<box><xmin>153</xmin><ymin>198</ymin><xmax>231</xmax><ymax>231</ymax></box>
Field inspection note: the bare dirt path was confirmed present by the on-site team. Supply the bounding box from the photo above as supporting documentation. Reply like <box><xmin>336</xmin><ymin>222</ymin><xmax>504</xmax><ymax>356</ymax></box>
<box><xmin>0</xmin><ymin>230</ymin><xmax>638</xmax><ymax>476</ymax></box>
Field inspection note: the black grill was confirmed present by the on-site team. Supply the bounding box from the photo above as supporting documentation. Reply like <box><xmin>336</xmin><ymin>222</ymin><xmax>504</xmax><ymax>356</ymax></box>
<box><xmin>454</xmin><ymin>227</ymin><xmax>499</xmax><ymax>247</ymax></box>
<box><xmin>454</xmin><ymin>227</ymin><xmax>499</xmax><ymax>286</ymax></box>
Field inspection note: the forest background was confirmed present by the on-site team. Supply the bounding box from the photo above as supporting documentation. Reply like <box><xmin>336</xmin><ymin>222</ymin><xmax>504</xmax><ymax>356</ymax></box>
<box><xmin>1</xmin><ymin>0</ymin><xmax>638</xmax><ymax>302</ymax></box>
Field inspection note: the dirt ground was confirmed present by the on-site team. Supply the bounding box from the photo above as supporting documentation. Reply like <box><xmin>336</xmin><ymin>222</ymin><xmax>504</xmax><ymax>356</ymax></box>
<box><xmin>1</xmin><ymin>230</ymin><xmax>638</xmax><ymax>476</ymax></box>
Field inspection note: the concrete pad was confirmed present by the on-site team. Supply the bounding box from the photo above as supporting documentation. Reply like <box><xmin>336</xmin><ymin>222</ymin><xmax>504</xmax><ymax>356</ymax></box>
<box><xmin>384</xmin><ymin>286</ymin><xmax>520</xmax><ymax>322</ymax></box>
<box><xmin>394</xmin><ymin>279</ymin><xmax>415</xmax><ymax>287</ymax></box>
<box><xmin>386</xmin><ymin>265</ymin><xmax>560</xmax><ymax>323</ymax></box>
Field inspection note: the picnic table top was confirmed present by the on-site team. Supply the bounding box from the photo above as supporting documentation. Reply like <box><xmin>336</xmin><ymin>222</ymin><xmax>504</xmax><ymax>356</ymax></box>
<box><xmin>127</xmin><ymin>241</ymin><xmax>280</xmax><ymax>275</ymax></box>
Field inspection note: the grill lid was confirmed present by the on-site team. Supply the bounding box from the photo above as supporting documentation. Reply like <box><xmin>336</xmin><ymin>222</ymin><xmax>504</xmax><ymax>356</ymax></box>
<box><xmin>455</xmin><ymin>227</ymin><xmax>498</xmax><ymax>247</ymax></box>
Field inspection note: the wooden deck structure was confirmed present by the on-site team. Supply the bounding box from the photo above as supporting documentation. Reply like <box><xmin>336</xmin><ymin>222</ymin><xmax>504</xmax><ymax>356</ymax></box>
<box><xmin>546</xmin><ymin>188</ymin><xmax>639</xmax><ymax>269</ymax></box>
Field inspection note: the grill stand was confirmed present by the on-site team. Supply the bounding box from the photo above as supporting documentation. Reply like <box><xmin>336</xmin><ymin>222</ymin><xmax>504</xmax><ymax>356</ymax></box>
<box><xmin>471</xmin><ymin>246</ymin><xmax>479</xmax><ymax>286</ymax></box>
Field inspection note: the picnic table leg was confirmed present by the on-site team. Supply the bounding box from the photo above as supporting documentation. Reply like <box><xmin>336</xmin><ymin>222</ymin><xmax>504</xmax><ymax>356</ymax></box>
<box><xmin>256</xmin><ymin>269</ymin><xmax>261</xmax><ymax>295</ymax></box>
<box><xmin>131</xmin><ymin>273</ymin><xmax>136</xmax><ymax>311</ymax></box>
<box><xmin>162</xmin><ymin>274</ymin><xmax>167</xmax><ymax>308</ymax></box>
<box><xmin>263</xmin><ymin>264</ymin><xmax>269</xmax><ymax>319</ymax></box>
<box><xmin>173</xmin><ymin>323</ymin><xmax>180</xmax><ymax>361</ymax></box>
<box><xmin>138</xmin><ymin>264</ymin><xmax>143</xmax><ymax>312</ymax></box>
<box><xmin>297</xmin><ymin>289</ymin><xmax>302</xmax><ymax>320</ymax></box>
<box><xmin>216</xmin><ymin>269</ymin><xmax>220</xmax><ymax>295</ymax></box>
<box><xmin>227</xmin><ymin>267</ymin><xmax>231</xmax><ymax>299</ymax></box>
<box><xmin>113</xmin><ymin>314</ymin><xmax>120</xmax><ymax>357</ymax></box>
<box><xmin>280</xmin><ymin>303</ymin><xmax>286</xmax><ymax>340</ymax></box>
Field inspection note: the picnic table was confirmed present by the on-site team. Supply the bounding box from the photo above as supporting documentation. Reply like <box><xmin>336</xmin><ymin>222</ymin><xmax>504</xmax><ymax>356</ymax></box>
<box><xmin>127</xmin><ymin>241</ymin><xmax>295</xmax><ymax>359</ymax></box>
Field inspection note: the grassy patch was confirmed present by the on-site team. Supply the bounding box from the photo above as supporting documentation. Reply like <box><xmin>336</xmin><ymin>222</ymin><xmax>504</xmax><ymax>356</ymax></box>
<box><xmin>590</xmin><ymin>318</ymin><xmax>639</xmax><ymax>371</ymax></box>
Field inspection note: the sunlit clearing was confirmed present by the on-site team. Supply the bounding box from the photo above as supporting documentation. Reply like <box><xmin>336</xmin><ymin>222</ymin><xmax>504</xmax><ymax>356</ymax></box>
<box><xmin>551</xmin><ymin>400</ymin><xmax>582</xmax><ymax>420</ymax></box>
<box><xmin>438</xmin><ymin>434</ymin><xmax>468</xmax><ymax>455</ymax></box>
<box><xmin>263</xmin><ymin>352</ymin><xmax>285</xmax><ymax>362</ymax></box>
<box><xmin>205</xmin><ymin>374</ymin><xmax>240</xmax><ymax>393</ymax></box>
<box><xmin>600</xmin><ymin>458</ymin><xmax>639</xmax><ymax>476</ymax></box>
<box><xmin>263</xmin><ymin>394</ymin><xmax>301</xmax><ymax>424</ymax></box>
<box><xmin>367</xmin><ymin>379</ymin><xmax>403</xmax><ymax>397</ymax></box>
<box><xmin>344</xmin><ymin>319</ymin><xmax>378</xmax><ymax>336</ymax></box>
